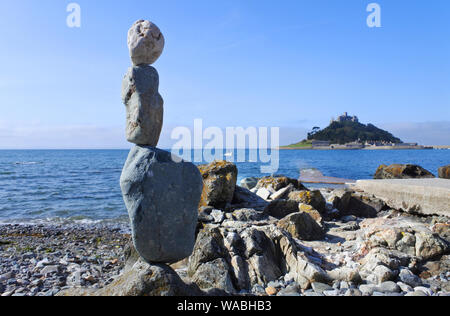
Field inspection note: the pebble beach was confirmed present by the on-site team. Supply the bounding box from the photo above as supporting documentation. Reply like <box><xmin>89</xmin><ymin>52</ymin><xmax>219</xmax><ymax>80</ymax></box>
<box><xmin>0</xmin><ymin>224</ymin><xmax>130</xmax><ymax>296</ymax></box>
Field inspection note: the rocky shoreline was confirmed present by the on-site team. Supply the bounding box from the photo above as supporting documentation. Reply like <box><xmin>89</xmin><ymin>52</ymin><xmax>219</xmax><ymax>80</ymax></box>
<box><xmin>1</xmin><ymin>162</ymin><xmax>449</xmax><ymax>297</ymax></box>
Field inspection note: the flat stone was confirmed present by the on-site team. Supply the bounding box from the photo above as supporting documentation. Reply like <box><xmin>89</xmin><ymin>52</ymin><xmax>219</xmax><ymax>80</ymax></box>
<box><xmin>128</xmin><ymin>20</ymin><xmax>165</xmax><ymax>66</ymax></box>
<box><xmin>378</xmin><ymin>281</ymin><xmax>401</xmax><ymax>293</ymax></box>
<box><xmin>405</xmin><ymin>290</ymin><xmax>428</xmax><ymax>296</ymax></box>
<box><xmin>311</xmin><ymin>282</ymin><xmax>333</xmax><ymax>294</ymax></box>
<box><xmin>120</xmin><ymin>146</ymin><xmax>203</xmax><ymax>264</ymax></box>
<box><xmin>399</xmin><ymin>268</ymin><xmax>423</xmax><ymax>287</ymax></box>
<box><xmin>353</xmin><ymin>179</ymin><xmax>450</xmax><ymax>217</ymax></box>
<box><xmin>359</xmin><ymin>284</ymin><xmax>378</xmax><ymax>296</ymax></box>
<box><xmin>344</xmin><ymin>288</ymin><xmax>362</xmax><ymax>296</ymax></box>
<box><xmin>256</xmin><ymin>188</ymin><xmax>271</xmax><ymax>200</ymax></box>
<box><xmin>414</xmin><ymin>286</ymin><xmax>433</xmax><ymax>296</ymax></box>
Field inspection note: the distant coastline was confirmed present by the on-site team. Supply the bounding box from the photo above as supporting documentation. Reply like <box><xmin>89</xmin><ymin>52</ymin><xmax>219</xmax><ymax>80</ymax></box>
<box><xmin>279</xmin><ymin>145</ymin><xmax>450</xmax><ymax>150</ymax></box>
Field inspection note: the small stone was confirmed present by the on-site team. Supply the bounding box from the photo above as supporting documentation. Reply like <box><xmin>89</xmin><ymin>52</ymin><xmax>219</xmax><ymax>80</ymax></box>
<box><xmin>397</xmin><ymin>282</ymin><xmax>413</xmax><ymax>293</ymax></box>
<box><xmin>265</xmin><ymin>286</ymin><xmax>278</xmax><ymax>296</ymax></box>
<box><xmin>345</xmin><ymin>289</ymin><xmax>362</xmax><ymax>296</ymax></box>
<box><xmin>311</xmin><ymin>282</ymin><xmax>333</xmax><ymax>294</ymax></box>
<box><xmin>414</xmin><ymin>286</ymin><xmax>433</xmax><ymax>296</ymax></box>
<box><xmin>211</xmin><ymin>210</ymin><xmax>225</xmax><ymax>224</ymax></box>
<box><xmin>323</xmin><ymin>289</ymin><xmax>339</xmax><ymax>296</ymax></box>
<box><xmin>399</xmin><ymin>268</ymin><xmax>423</xmax><ymax>287</ymax></box>
<box><xmin>405</xmin><ymin>291</ymin><xmax>428</xmax><ymax>296</ymax></box>
<box><xmin>41</xmin><ymin>265</ymin><xmax>59</xmax><ymax>276</ymax></box>
<box><xmin>0</xmin><ymin>272</ymin><xmax>14</xmax><ymax>282</ymax></box>
<box><xmin>267</xmin><ymin>280</ymin><xmax>282</xmax><ymax>289</ymax></box>
<box><xmin>359</xmin><ymin>284</ymin><xmax>378</xmax><ymax>296</ymax></box>
<box><xmin>378</xmin><ymin>281</ymin><xmax>401</xmax><ymax>293</ymax></box>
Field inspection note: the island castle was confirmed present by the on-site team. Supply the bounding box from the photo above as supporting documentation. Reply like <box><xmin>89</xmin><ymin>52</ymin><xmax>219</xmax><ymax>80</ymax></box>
<box><xmin>331</xmin><ymin>112</ymin><xmax>359</xmax><ymax>124</ymax></box>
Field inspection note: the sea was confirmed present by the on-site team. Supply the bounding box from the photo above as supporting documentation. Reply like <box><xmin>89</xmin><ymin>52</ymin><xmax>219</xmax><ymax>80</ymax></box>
<box><xmin>0</xmin><ymin>149</ymin><xmax>448</xmax><ymax>225</ymax></box>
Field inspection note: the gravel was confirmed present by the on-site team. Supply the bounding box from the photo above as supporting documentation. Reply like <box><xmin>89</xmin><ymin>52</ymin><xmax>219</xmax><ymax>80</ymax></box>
<box><xmin>0</xmin><ymin>224</ymin><xmax>130</xmax><ymax>296</ymax></box>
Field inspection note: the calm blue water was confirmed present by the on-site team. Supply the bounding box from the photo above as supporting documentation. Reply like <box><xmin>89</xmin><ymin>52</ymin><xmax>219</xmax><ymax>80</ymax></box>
<box><xmin>0</xmin><ymin>149</ymin><xmax>448</xmax><ymax>224</ymax></box>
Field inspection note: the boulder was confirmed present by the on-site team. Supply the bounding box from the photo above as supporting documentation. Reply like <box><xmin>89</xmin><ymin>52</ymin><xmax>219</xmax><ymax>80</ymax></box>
<box><xmin>264</xmin><ymin>199</ymin><xmax>299</xmax><ymax>219</ymax></box>
<box><xmin>333</xmin><ymin>191</ymin><xmax>387</xmax><ymax>218</ymax></box>
<box><xmin>198</xmin><ymin>161</ymin><xmax>238</xmax><ymax>209</ymax></box>
<box><xmin>121</xmin><ymin>65</ymin><xmax>164</xmax><ymax>146</ymax></box>
<box><xmin>255</xmin><ymin>176</ymin><xmax>307</xmax><ymax>193</ymax></box>
<box><xmin>231</xmin><ymin>186</ymin><xmax>268</xmax><ymax>211</ymax></box>
<box><xmin>187</xmin><ymin>223</ymin><xmax>330</xmax><ymax>293</ymax></box>
<box><xmin>277</xmin><ymin>212</ymin><xmax>325</xmax><ymax>241</ymax></box>
<box><xmin>231</xmin><ymin>208</ymin><xmax>268</xmax><ymax>222</ymax></box>
<box><xmin>415</xmin><ymin>231</ymin><xmax>448</xmax><ymax>261</ymax></box>
<box><xmin>374</xmin><ymin>164</ymin><xmax>435</xmax><ymax>180</ymax></box>
<box><xmin>438</xmin><ymin>165</ymin><xmax>450</xmax><ymax>179</ymax></box>
<box><xmin>298</xmin><ymin>204</ymin><xmax>323</xmax><ymax>226</ymax></box>
<box><xmin>190</xmin><ymin>258</ymin><xmax>236</xmax><ymax>294</ymax></box>
<box><xmin>128</xmin><ymin>20</ymin><xmax>165</xmax><ymax>66</ymax></box>
<box><xmin>120</xmin><ymin>146</ymin><xmax>202</xmax><ymax>264</ymax></box>
<box><xmin>57</xmin><ymin>259</ymin><xmax>203</xmax><ymax>296</ymax></box>
<box><xmin>360</xmin><ymin>217</ymin><xmax>449</xmax><ymax>261</ymax></box>
<box><xmin>288</xmin><ymin>190</ymin><xmax>326</xmax><ymax>214</ymax></box>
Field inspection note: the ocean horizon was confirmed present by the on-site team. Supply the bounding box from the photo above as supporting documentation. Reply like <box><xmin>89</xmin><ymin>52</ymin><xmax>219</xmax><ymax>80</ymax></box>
<box><xmin>0</xmin><ymin>149</ymin><xmax>448</xmax><ymax>225</ymax></box>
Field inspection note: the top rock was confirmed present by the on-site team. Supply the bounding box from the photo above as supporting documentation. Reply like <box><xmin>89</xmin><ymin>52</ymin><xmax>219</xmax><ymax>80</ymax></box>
<box><xmin>128</xmin><ymin>20</ymin><xmax>165</xmax><ymax>66</ymax></box>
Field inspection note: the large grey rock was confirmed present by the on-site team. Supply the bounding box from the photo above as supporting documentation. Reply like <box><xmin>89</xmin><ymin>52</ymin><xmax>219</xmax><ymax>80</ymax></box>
<box><xmin>120</xmin><ymin>146</ymin><xmax>203</xmax><ymax>264</ymax></box>
<box><xmin>122</xmin><ymin>65</ymin><xmax>164</xmax><ymax>146</ymax></box>
<box><xmin>128</xmin><ymin>20</ymin><xmax>165</xmax><ymax>66</ymax></box>
<box><xmin>57</xmin><ymin>259</ymin><xmax>203</xmax><ymax>296</ymax></box>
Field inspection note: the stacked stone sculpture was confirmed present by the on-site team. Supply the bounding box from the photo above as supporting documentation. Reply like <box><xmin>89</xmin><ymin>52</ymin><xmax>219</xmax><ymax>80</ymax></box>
<box><xmin>120</xmin><ymin>20</ymin><xmax>203</xmax><ymax>264</ymax></box>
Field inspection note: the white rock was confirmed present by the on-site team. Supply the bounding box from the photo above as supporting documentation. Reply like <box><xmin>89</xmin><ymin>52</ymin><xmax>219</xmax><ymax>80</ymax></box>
<box><xmin>414</xmin><ymin>286</ymin><xmax>433</xmax><ymax>296</ymax></box>
<box><xmin>128</xmin><ymin>20</ymin><xmax>165</xmax><ymax>66</ymax></box>
<box><xmin>256</xmin><ymin>188</ymin><xmax>271</xmax><ymax>200</ymax></box>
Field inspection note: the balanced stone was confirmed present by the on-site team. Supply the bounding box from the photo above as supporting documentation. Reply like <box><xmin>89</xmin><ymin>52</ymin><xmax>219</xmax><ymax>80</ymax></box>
<box><xmin>122</xmin><ymin>65</ymin><xmax>163</xmax><ymax>146</ymax></box>
<box><xmin>128</xmin><ymin>20</ymin><xmax>165</xmax><ymax>66</ymax></box>
<box><xmin>120</xmin><ymin>146</ymin><xmax>203</xmax><ymax>264</ymax></box>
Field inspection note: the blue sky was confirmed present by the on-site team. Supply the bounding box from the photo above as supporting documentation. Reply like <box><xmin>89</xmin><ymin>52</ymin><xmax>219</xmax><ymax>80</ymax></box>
<box><xmin>0</xmin><ymin>0</ymin><xmax>449</xmax><ymax>148</ymax></box>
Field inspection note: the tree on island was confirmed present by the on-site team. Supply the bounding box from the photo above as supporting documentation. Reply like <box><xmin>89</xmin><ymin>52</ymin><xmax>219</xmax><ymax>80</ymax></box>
<box><xmin>307</xmin><ymin>121</ymin><xmax>402</xmax><ymax>145</ymax></box>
